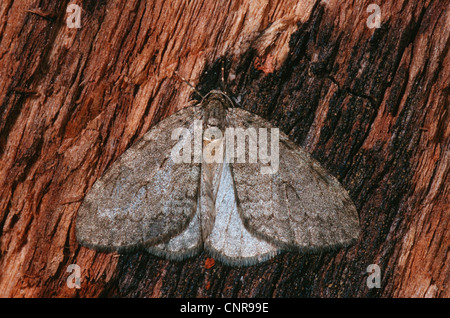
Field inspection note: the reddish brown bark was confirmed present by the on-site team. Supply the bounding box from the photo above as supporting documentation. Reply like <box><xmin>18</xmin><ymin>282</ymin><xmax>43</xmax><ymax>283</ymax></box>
<box><xmin>0</xmin><ymin>0</ymin><xmax>448</xmax><ymax>297</ymax></box>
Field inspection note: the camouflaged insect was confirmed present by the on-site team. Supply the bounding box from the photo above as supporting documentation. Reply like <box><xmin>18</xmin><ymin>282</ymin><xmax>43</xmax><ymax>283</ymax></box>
<box><xmin>76</xmin><ymin>90</ymin><xmax>360</xmax><ymax>266</ymax></box>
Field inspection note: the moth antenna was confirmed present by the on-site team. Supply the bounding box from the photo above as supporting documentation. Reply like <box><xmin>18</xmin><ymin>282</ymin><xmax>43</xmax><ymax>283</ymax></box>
<box><xmin>220</xmin><ymin>59</ymin><xmax>226</xmax><ymax>92</ymax></box>
<box><xmin>218</xmin><ymin>58</ymin><xmax>242</xmax><ymax>109</ymax></box>
<box><xmin>174</xmin><ymin>71</ymin><xmax>205</xmax><ymax>100</ymax></box>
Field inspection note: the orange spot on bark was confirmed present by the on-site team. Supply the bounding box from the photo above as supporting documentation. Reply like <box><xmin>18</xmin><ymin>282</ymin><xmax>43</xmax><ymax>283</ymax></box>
<box><xmin>205</xmin><ymin>257</ymin><xmax>215</xmax><ymax>269</ymax></box>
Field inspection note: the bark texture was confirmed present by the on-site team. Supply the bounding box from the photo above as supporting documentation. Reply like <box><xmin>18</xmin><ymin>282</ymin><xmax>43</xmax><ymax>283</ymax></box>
<box><xmin>0</xmin><ymin>0</ymin><xmax>448</xmax><ymax>297</ymax></box>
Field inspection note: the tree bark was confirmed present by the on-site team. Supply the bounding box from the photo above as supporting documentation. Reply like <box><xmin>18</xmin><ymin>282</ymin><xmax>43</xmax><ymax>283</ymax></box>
<box><xmin>0</xmin><ymin>0</ymin><xmax>447</xmax><ymax>297</ymax></box>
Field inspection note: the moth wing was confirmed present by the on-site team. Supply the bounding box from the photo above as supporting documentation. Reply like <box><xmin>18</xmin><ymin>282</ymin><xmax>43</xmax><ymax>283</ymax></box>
<box><xmin>204</xmin><ymin>160</ymin><xmax>280</xmax><ymax>266</ymax></box>
<box><xmin>146</xmin><ymin>197</ymin><xmax>203</xmax><ymax>260</ymax></box>
<box><xmin>76</xmin><ymin>105</ymin><xmax>202</xmax><ymax>252</ymax></box>
<box><xmin>227</xmin><ymin>108</ymin><xmax>360</xmax><ymax>250</ymax></box>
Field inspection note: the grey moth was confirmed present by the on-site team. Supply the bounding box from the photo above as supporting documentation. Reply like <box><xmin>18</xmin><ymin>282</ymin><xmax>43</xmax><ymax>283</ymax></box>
<box><xmin>76</xmin><ymin>90</ymin><xmax>360</xmax><ymax>266</ymax></box>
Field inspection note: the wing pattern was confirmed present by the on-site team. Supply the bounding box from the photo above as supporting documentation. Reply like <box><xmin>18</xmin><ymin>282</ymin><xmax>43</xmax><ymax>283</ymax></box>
<box><xmin>76</xmin><ymin>105</ymin><xmax>202</xmax><ymax>251</ymax></box>
<box><xmin>228</xmin><ymin>108</ymin><xmax>360</xmax><ymax>251</ymax></box>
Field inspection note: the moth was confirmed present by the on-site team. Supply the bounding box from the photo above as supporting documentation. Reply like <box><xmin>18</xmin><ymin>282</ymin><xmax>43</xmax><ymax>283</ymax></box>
<box><xmin>76</xmin><ymin>90</ymin><xmax>360</xmax><ymax>266</ymax></box>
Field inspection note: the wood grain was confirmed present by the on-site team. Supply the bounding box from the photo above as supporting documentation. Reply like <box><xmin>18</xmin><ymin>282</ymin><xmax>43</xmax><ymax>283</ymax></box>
<box><xmin>0</xmin><ymin>0</ymin><xmax>447</xmax><ymax>297</ymax></box>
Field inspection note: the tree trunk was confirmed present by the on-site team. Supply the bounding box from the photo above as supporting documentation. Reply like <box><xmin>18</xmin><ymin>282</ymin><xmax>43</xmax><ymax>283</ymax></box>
<box><xmin>0</xmin><ymin>0</ymin><xmax>447</xmax><ymax>298</ymax></box>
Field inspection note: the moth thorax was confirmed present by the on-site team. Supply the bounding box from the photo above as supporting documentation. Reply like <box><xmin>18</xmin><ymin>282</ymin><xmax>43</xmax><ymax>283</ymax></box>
<box><xmin>203</xmin><ymin>94</ymin><xmax>228</xmax><ymax>131</ymax></box>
